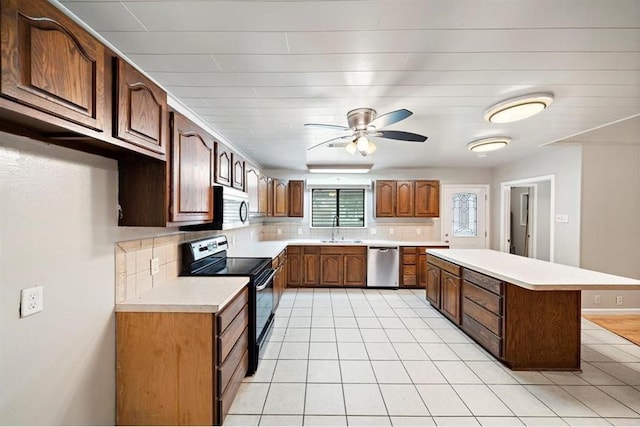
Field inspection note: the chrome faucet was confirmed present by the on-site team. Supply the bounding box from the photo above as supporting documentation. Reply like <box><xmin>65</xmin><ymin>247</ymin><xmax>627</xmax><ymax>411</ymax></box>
<box><xmin>331</xmin><ymin>215</ymin><xmax>338</xmax><ymax>242</ymax></box>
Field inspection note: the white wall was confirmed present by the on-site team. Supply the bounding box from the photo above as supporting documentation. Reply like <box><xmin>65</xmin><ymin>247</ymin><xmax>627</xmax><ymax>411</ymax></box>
<box><xmin>492</xmin><ymin>146</ymin><xmax>583</xmax><ymax>267</ymax></box>
<box><xmin>580</xmin><ymin>143</ymin><xmax>640</xmax><ymax>309</ymax></box>
<box><xmin>535</xmin><ymin>180</ymin><xmax>551</xmax><ymax>262</ymax></box>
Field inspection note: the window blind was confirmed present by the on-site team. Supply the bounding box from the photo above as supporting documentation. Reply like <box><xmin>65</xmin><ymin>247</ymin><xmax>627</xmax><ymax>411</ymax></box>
<box><xmin>311</xmin><ymin>189</ymin><xmax>365</xmax><ymax>227</ymax></box>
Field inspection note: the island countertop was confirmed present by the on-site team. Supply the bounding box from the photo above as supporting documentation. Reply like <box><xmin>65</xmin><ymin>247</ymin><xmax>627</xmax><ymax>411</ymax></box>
<box><xmin>426</xmin><ymin>248</ymin><xmax>640</xmax><ymax>291</ymax></box>
<box><xmin>116</xmin><ymin>276</ymin><xmax>249</xmax><ymax>313</ymax></box>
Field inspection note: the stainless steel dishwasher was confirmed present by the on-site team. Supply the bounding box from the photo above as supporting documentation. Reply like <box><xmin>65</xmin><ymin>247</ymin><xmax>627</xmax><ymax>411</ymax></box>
<box><xmin>367</xmin><ymin>245</ymin><xmax>399</xmax><ymax>288</ymax></box>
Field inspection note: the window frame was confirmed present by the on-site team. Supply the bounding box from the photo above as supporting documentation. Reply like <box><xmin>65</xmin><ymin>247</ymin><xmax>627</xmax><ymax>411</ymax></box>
<box><xmin>309</xmin><ymin>187</ymin><xmax>367</xmax><ymax>229</ymax></box>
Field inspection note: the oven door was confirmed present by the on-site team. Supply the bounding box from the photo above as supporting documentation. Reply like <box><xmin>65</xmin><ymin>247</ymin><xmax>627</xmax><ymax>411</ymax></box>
<box><xmin>249</xmin><ymin>268</ymin><xmax>275</xmax><ymax>375</ymax></box>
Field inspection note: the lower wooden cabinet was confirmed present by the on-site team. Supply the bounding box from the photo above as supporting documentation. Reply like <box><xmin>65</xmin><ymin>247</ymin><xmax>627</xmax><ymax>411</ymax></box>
<box><xmin>425</xmin><ymin>254</ymin><xmax>462</xmax><ymax>325</ymax></box>
<box><xmin>116</xmin><ymin>287</ymin><xmax>249</xmax><ymax>426</ymax></box>
<box><xmin>287</xmin><ymin>245</ymin><xmax>366</xmax><ymax>287</ymax></box>
<box><xmin>401</xmin><ymin>246</ymin><xmax>448</xmax><ymax>288</ymax></box>
<box><xmin>272</xmin><ymin>249</ymin><xmax>287</xmax><ymax>311</ymax></box>
<box><xmin>426</xmin><ymin>263</ymin><xmax>441</xmax><ymax>306</ymax></box>
<box><xmin>441</xmin><ymin>270</ymin><xmax>461</xmax><ymax>324</ymax></box>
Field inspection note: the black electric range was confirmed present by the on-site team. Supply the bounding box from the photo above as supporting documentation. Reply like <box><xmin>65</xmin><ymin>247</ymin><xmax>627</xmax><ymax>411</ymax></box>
<box><xmin>181</xmin><ymin>235</ymin><xmax>274</xmax><ymax>375</ymax></box>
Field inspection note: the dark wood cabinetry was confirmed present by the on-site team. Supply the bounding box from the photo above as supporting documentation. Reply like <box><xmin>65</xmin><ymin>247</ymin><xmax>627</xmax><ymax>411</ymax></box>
<box><xmin>0</xmin><ymin>0</ymin><xmax>105</xmax><ymax>132</ymax></box>
<box><xmin>287</xmin><ymin>245</ymin><xmax>365</xmax><ymax>287</ymax></box>
<box><xmin>288</xmin><ymin>180</ymin><xmax>304</xmax><ymax>217</ymax></box>
<box><xmin>343</xmin><ymin>250</ymin><xmax>367</xmax><ymax>287</ymax></box>
<box><xmin>320</xmin><ymin>253</ymin><xmax>343</xmax><ymax>286</ymax></box>
<box><xmin>169</xmin><ymin>113</ymin><xmax>214</xmax><ymax>223</ymax></box>
<box><xmin>400</xmin><ymin>245</ymin><xmax>448</xmax><ymax>288</ymax></box>
<box><xmin>116</xmin><ymin>288</ymin><xmax>249</xmax><ymax>426</ymax></box>
<box><xmin>214</xmin><ymin>142</ymin><xmax>232</xmax><ymax>187</ymax></box>
<box><xmin>287</xmin><ymin>246</ymin><xmax>302</xmax><ymax>287</ymax></box>
<box><xmin>375</xmin><ymin>180</ymin><xmax>440</xmax><ymax>218</ymax></box>
<box><xmin>245</xmin><ymin>163</ymin><xmax>260</xmax><ymax>215</ymax></box>
<box><xmin>425</xmin><ymin>254</ymin><xmax>461</xmax><ymax>325</ymax></box>
<box><xmin>272</xmin><ymin>249</ymin><xmax>287</xmax><ymax>311</ymax></box>
<box><xmin>231</xmin><ymin>154</ymin><xmax>245</xmax><ymax>191</ymax></box>
<box><xmin>302</xmin><ymin>247</ymin><xmax>320</xmax><ymax>286</ymax></box>
<box><xmin>273</xmin><ymin>179</ymin><xmax>288</xmax><ymax>217</ymax></box>
<box><xmin>426</xmin><ymin>263</ymin><xmax>441</xmax><ymax>306</ymax></box>
<box><xmin>375</xmin><ymin>180</ymin><xmax>396</xmax><ymax>217</ymax></box>
<box><xmin>114</xmin><ymin>58</ymin><xmax>167</xmax><ymax>156</ymax></box>
<box><xmin>258</xmin><ymin>175</ymin><xmax>269</xmax><ymax>216</ymax></box>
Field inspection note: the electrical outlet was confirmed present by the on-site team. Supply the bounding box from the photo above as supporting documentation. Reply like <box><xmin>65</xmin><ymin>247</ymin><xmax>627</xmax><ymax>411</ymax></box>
<box><xmin>594</xmin><ymin>294</ymin><xmax>601</xmax><ymax>304</ymax></box>
<box><xmin>370</xmin><ymin>228</ymin><xmax>377</xmax><ymax>235</ymax></box>
<box><xmin>616</xmin><ymin>296</ymin><xmax>623</xmax><ymax>306</ymax></box>
<box><xmin>277</xmin><ymin>228</ymin><xmax>282</xmax><ymax>235</ymax></box>
<box><xmin>20</xmin><ymin>286</ymin><xmax>44</xmax><ymax>318</ymax></box>
<box><xmin>150</xmin><ymin>258</ymin><xmax>159</xmax><ymax>275</ymax></box>
<box><xmin>555</xmin><ymin>214</ymin><xmax>569</xmax><ymax>223</ymax></box>
<box><xmin>416</xmin><ymin>228</ymin><xmax>422</xmax><ymax>235</ymax></box>
<box><xmin>389</xmin><ymin>228</ymin><xmax>394</xmax><ymax>235</ymax></box>
<box><xmin>298</xmin><ymin>228</ymin><xmax>302</xmax><ymax>235</ymax></box>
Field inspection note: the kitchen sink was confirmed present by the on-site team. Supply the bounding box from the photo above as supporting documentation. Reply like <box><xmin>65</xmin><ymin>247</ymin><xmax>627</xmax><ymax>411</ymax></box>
<box><xmin>321</xmin><ymin>239</ymin><xmax>364</xmax><ymax>244</ymax></box>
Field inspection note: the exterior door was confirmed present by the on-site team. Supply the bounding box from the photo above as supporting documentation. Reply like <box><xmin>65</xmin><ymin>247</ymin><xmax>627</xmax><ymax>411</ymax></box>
<box><xmin>442</xmin><ymin>186</ymin><xmax>488</xmax><ymax>248</ymax></box>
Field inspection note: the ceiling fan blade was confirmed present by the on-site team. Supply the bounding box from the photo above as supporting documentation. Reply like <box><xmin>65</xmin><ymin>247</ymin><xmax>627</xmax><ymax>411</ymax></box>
<box><xmin>367</xmin><ymin>109</ymin><xmax>412</xmax><ymax>129</ymax></box>
<box><xmin>376</xmin><ymin>130</ymin><xmax>428</xmax><ymax>142</ymax></box>
<box><xmin>304</xmin><ymin>123</ymin><xmax>350</xmax><ymax>131</ymax></box>
<box><xmin>307</xmin><ymin>135</ymin><xmax>353</xmax><ymax>151</ymax></box>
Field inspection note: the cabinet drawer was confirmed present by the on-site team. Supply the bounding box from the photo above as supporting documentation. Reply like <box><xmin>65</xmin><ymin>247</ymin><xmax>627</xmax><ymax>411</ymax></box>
<box><xmin>402</xmin><ymin>247</ymin><xmax>417</xmax><ymax>255</ymax></box>
<box><xmin>403</xmin><ymin>254</ymin><xmax>417</xmax><ymax>265</ymax></box>
<box><xmin>341</xmin><ymin>246</ymin><xmax>366</xmax><ymax>255</ymax></box>
<box><xmin>304</xmin><ymin>246</ymin><xmax>320</xmax><ymax>254</ymax></box>
<box><xmin>217</xmin><ymin>327</ymin><xmax>248</xmax><ymax>395</ymax></box>
<box><xmin>463</xmin><ymin>281</ymin><xmax>502</xmax><ymax>315</ymax></box>
<box><xmin>218</xmin><ymin>288</ymin><xmax>248</xmax><ymax>334</ymax></box>
<box><xmin>463</xmin><ymin>298</ymin><xmax>502</xmax><ymax>336</ymax></box>
<box><xmin>462</xmin><ymin>314</ymin><xmax>502</xmax><ymax>358</ymax></box>
<box><xmin>402</xmin><ymin>275</ymin><xmax>417</xmax><ymax>286</ymax></box>
<box><xmin>426</xmin><ymin>255</ymin><xmax>461</xmax><ymax>277</ymax></box>
<box><xmin>288</xmin><ymin>246</ymin><xmax>302</xmax><ymax>254</ymax></box>
<box><xmin>463</xmin><ymin>268</ymin><xmax>503</xmax><ymax>295</ymax></box>
<box><xmin>218</xmin><ymin>351</ymin><xmax>249</xmax><ymax>425</ymax></box>
<box><xmin>403</xmin><ymin>265</ymin><xmax>417</xmax><ymax>276</ymax></box>
<box><xmin>218</xmin><ymin>307</ymin><xmax>249</xmax><ymax>363</ymax></box>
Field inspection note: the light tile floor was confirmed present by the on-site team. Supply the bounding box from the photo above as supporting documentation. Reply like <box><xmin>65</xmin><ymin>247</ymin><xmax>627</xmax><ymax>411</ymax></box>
<box><xmin>226</xmin><ymin>289</ymin><xmax>640</xmax><ymax>426</ymax></box>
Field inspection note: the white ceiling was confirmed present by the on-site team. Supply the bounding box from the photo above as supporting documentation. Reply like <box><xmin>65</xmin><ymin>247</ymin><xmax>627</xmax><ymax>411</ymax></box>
<box><xmin>59</xmin><ymin>0</ymin><xmax>640</xmax><ymax>171</ymax></box>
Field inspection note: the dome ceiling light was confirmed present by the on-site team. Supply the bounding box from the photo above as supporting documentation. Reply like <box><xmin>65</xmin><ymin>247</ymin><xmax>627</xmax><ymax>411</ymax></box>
<box><xmin>484</xmin><ymin>93</ymin><xmax>554</xmax><ymax>123</ymax></box>
<box><xmin>467</xmin><ymin>137</ymin><xmax>511</xmax><ymax>153</ymax></box>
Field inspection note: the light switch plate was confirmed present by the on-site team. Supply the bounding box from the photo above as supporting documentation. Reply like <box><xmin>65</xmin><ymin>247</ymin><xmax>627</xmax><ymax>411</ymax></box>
<box><xmin>150</xmin><ymin>258</ymin><xmax>159</xmax><ymax>275</ymax></box>
<box><xmin>555</xmin><ymin>214</ymin><xmax>569</xmax><ymax>223</ymax></box>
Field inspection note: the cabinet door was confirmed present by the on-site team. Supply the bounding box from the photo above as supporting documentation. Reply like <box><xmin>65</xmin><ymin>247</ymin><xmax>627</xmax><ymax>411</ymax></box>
<box><xmin>1</xmin><ymin>0</ymin><xmax>104</xmax><ymax>131</ymax></box>
<box><xmin>231</xmin><ymin>154</ymin><xmax>245</xmax><ymax>191</ymax></box>
<box><xmin>258</xmin><ymin>175</ymin><xmax>269</xmax><ymax>216</ymax></box>
<box><xmin>170</xmin><ymin>113</ymin><xmax>213</xmax><ymax>222</ymax></box>
<box><xmin>288</xmin><ymin>180</ymin><xmax>304</xmax><ymax>217</ymax></box>
<box><xmin>375</xmin><ymin>181</ymin><xmax>396</xmax><ymax>217</ymax></box>
<box><xmin>114</xmin><ymin>58</ymin><xmax>167</xmax><ymax>156</ymax></box>
<box><xmin>426</xmin><ymin>264</ymin><xmax>441</xmax><ymax>307</ymax></box>
<box><xmin>320</xmin><ymin>254</ymin><xmax>343</xmax><ymax>286</ymax></box>
<box><xmin>214</xmin><ymin>142</ymin><xmax>232</xmax><ymax>186</ymax></box>
<box><xmin>396</xmin><ymin>181</ymin><xmax>414</xmax><ymax>217</ymax></box>
<box><xmin>343</xmin><ymin>254</ymin><xmax>366</xmax><ymax>287</ymax></box>
<box><xmin>245</xmin><ymin>164</ymin><xmax>260</xmax><ymax>215</ymax></box>
<box><xmin>400</xmin><ymin>247</ymin><xmax>417</xmax><ymax>287</ymax></box>
<box><xmin>287</xmin><ymin>253</ymin><xmax>302</xmax><ymax>286</ymax></box>
<box><xmin>303</xmin><ymin>252</ymin><xmax>319</xmax><ymax>286</ymax></box>
<box><xmin>273</xmin><ymin>179</ymin><xmax>288</xmax><ymax>217</ymax></box>
<box><xmin>441</xmin><ymin>271</ymin><xmax>461</xmax><ymax>324</ymax></box>
<box><xmin>417</xmin><ymin>252</ymin><xmax>428</xmax><ymax>288</ymax></box>
<box><xmin>415</xmin><ymin>180</ymin><xmax>440</xmax><ymax>217</ymax></box>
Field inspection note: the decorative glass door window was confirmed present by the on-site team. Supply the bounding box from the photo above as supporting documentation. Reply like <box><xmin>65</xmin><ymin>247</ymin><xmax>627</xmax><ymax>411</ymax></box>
<box><xmin>451</xmin><ymin>192</ymin><xmax>478</xmax><ymax>237</ymax></box>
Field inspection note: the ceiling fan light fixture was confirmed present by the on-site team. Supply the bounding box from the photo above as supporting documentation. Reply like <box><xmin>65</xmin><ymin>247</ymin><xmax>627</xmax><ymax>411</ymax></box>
<box><xmin>467</xmin><ymin>137</ymin><xmax>511</xmax><ymax>153</ymax></box>
<box><xmin>360</xmin><ymin>140</ymin><xmax>376</xmax><ymax>156</ymax></box>
<box><xmin>484</xmin><ymin>93</ymin><xmax>554</xmax><ymax>123</ymax></box>
<box><xmin>307</xmin><ymin>164</ymin><xmax>372</xmax><ymax>174</ymax></box>
<box><xmin>344</xmin><ymin>141</ymin><xmax>357</xmax><ymax>155</ymax></box>
<box><xmin>356</xmin><ymin>135</ymin><xmax>369</xmax><ymax>151</ymax></box>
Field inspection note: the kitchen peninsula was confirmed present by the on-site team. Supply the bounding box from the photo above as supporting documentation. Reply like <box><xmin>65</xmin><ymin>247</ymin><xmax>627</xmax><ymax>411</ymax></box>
<box><xmin>426</xmin><ymin>249</ymin><xmax>640</xmax><ymax>371</ymax></box>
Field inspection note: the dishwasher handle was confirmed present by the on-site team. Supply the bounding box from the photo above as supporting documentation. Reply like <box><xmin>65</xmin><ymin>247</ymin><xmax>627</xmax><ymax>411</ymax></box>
<box><xmin>368</xmin><ymin>246</ymin><xmax>399</xmax><ymax>251</ymax></box>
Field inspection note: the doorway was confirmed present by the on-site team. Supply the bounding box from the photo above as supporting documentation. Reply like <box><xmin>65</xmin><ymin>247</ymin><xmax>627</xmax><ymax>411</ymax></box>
<box><xmin>442</xmin><ymin>185</ymin><xmax>489</xmax><ymax>249</ymax></box>
<box><xmin>500</xmin><ymin>176</ymin><xmax>554</xmax><ymax>262</ymax></box>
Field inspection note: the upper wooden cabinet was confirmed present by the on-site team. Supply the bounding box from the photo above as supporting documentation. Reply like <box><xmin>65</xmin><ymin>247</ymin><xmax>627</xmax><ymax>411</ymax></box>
<box><xmin>214</xmin><ymin>142</ymin><xmax>232</xmax><ymax>187</ymax></box>
<box><xmin>273</xmin><ymin>179</ymin><xmax>288</xmax><ymax>217</ymax></box>
<box><xmin>375</xmin><ymin>180</ymin><xmax>396</xmax><ymax>217</ymax></box>
<box><xmin>0</xmin><ymin>0</ymin><xmax>105</xmax><ymax>131</ymax></box>
<box><xmin>415</xmin><ymin>180</ymin><xmax>440</xmax><ymax>217</ymax></box>
<box><xmin>231</xmin><ymin>154</ymin><xmax>245</xmax><ymax>191</ymax></box>
<box><xmin>396</xmin><ymin>181</ymin><xmax>415</xmax><ymax>217</ymax></box>
<box><xmin>169</xmin><ymin>113</ymin><xmax>214</xmax><ymax>223</ymax></box>
<box><xmin>375</xmin><ymin>180</ymin><xmax>440</xmax><ymax>218</ymax></box>
<box><xmin>288</xmin><ymin>180</ymin><xmax>304</xmax><ymax>217</ymax></box>
<box><xmin>245</xmin><ymin>163</ymin><xmax>260</xmax><ymax>215</ymax></box>
<box><xmin>258</xmin><ymin>175</ymin><xmax>269</xmax><ymax>216</ymax></box>
<box><xmin>114</xmin><ymin>58</ymin><xmax>167</xmax><ymax>156</ymax></box>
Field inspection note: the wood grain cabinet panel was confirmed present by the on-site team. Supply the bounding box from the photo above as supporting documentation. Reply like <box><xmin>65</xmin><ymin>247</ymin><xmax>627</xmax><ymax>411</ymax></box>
<box><xmin>273</xmin><ymin>179</ymin><xmax>288</xmax><ymax>217</ymax></box>
<box><xmin>303</xmin><ymin>248</ymin><xmax>320</xmax><ymax>286</ymax></box>
<box><xmin>215</xmin><ymin>142</ymin><xmax>232</xmax><ymax>187</ymax></box>
<box><xmin>170</xmin><ymin>112</ymin><xmax>213</xmax><ymax>222</ymax></box>
<box><xmin>426</xmin><ymin>263</ymin><xmax>441</xmax><ymax>307</ymax></box>
<box><xmin>1</xmin><ymin>0</ymin><xmax>104</xmax><ymax>131</ymax></box>
<box><xmin>231</xmin><ymin>154</ymin><xmax>245</xmax><ymax>191</ymax></box>
<box><xmin>375</xmin><ymin>180</ymin><xmax>396</xmax><ymax>217</ymax></box>
<box><xmin>288</xmin><ymin>180</ymin><xmax>304</xmax><ymax>217</ymax></box>
<box><xmin>415</xmin><ymin>180</ymin><xmax>440</xmax><ymax>217</ymax></box>
<box><xmin>114</xmin><ymin>58</ymin><xmax>167</xmax><ymax>156</ymax></box>
<box><xmin>441</xmin><ymin>271</ymin><xmax>461</xmax><ymax>325</ymax></box>
<box><xmin>320</xmin><ymin>254</ymin><xmax>342</xmax><ymax>286</ymax></box>
<box><xmin>343</xmin><ymin>253</ymin><xmax>366</xmax><ymax>287</ymax></box>
<box><xmin>258</xmin><ymin>175</ymin><xmax>269</xmax><ymax>216</ymax></box>
<box><xmin>245</xmin><ymin>164</ymin><xmax>260</xmax><ymax>215</ymax></box>
<box><xmin>396</xmin><ymin>181</ymin><xmax>414</xmax><ymax>217</ymax></box>
<box><xmin>287</xmin><ymin>247</ymin><xmax>302</xmax><ymax>286</ymax></box>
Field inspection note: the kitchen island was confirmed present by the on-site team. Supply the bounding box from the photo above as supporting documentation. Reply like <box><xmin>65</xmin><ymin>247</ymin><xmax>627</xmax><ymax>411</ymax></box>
<box><xmin>426</xmin><ymin>249</ymin><xmax>640</xmax><ymax>371</ymax></box>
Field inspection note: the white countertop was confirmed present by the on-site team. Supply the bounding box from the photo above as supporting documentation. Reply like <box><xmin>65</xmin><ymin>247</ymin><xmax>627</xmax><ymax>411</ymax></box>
<box><xmin>116</xmin><ymin>276</ymin><xmax>249</xmax><ymax>313</ymax></box>
<box><xmin>427</xmin><ymin>249</ymin><xmax>640</xmax><ymax>291</ymax></box>
<box><xmin>228</xmin><ymin>239</ymin><xmax>448</xmax><ymax>259</ymax></box>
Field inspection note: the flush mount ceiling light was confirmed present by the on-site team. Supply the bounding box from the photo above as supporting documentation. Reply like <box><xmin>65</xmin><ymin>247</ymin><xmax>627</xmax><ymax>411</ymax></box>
<box><xmin>307</xmin><ymin>164</ymin><xmax>372</xmax><ymax>174</ymax></box>
<box><xmin>484</xmin><ymin>93</ymin><xmax>554</xmax><ymax>123</ymax></box>
<box><xmin>467</xmin><ymin>137</ymin><xmax>511</xmax><ymax>153</ymax></box>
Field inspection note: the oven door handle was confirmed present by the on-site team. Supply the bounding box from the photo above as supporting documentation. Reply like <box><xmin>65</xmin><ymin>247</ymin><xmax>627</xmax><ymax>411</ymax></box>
<box><xmin>256</xmin><ymin>269</ymin><xmax>277</xmax><ymax>291</ymax></box>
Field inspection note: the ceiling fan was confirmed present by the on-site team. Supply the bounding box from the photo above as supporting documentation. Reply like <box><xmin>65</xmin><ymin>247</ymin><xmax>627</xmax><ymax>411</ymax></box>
<box><xmin>305</xmin><ymin>108</ymin><xmax>428</xmax><ymax>156</ymax></box>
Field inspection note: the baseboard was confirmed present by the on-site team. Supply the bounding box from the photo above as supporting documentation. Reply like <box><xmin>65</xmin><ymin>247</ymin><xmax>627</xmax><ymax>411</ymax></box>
<box><xmin>582</xmin><ymin>308</ymin><xmax>640</xmax><ymax>315</ymax></box>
